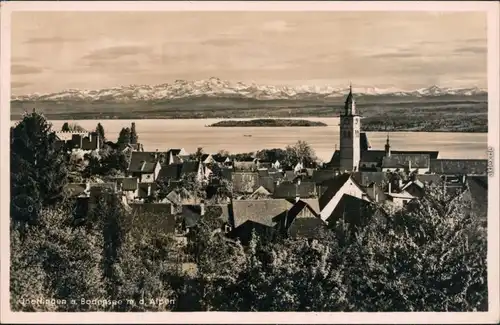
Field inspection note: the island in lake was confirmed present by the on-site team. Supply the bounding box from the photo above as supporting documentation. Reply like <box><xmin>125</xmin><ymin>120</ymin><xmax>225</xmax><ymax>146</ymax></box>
<box><xmin>207</xmin><ymin>119</ymin><xmax>328</xmax><ymax>127</ymax></box>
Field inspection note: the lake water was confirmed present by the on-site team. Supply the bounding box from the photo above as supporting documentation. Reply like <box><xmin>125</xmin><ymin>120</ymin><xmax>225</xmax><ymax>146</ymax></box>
<box><xmin>14</xmin><ymin>118</ymin><xmax>488</xmax><ymax>162</ymax></box>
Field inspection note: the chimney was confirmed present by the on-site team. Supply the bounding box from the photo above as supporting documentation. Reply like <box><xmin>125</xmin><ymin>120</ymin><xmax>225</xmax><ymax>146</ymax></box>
<box><xmin>388</xmin><ymin>182</ymin><xmax>392</xmax><ymax>194</ymax></box>
<box><xmin>200</xmin><ymin>200</ymin><xmax>205</xmax><ymax>216</ymax></box>
<box><xmin>462</xmin><ymin>175</ymin><xmax>466</xmax><ymax>184</ymax></box>
<box><xmin>372</xmin><ymin>184</ymin><xmax>376</xmax><ymax>201</ymax></box>
<box><xmin>409</xmin><ymin>160</ymin><xmax>412</xmax><ymax>171</ymax></box>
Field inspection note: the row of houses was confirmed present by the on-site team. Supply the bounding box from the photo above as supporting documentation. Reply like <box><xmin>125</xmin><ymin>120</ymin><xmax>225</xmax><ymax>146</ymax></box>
<box><xmin>64</xmin><ymin>150</ymin><xmax>488</xmax><ymax>245</ymax></box>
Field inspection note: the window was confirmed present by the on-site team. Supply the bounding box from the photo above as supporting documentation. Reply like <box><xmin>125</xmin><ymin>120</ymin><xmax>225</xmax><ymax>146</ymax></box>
<box><xmin>403</xmin><ymin>200</ymin><xmax>408</xmax><ymax>205</ymax></box>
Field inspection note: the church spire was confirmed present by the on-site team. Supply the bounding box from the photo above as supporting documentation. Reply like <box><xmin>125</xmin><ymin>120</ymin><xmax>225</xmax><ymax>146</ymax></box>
<box><xmin>344</xmin><ymin>82</ymin><xmax>356</xmax><ymax>115</ymax></box>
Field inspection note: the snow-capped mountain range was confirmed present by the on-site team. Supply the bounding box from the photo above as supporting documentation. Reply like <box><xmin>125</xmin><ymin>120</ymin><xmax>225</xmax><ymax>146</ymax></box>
<box><xmin>12</xmin><ymin>77</ymin><xmax>487</xmax><ymax>102</ymax></box>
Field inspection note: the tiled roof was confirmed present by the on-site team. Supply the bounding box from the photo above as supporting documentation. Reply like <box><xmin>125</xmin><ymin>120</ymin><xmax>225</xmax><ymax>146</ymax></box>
<box><xmin>296</xmin><ymin>198</ymin><xmax>321</xmax><ymax>215</ymax></box>
<box><xmin>232</xmin><ymin>172</ymin><xmax>260</xmax><ymax>193</ymax></box>
<box><xmin>258</xmin><ymin>169</ymin><xmax>269</xmax><ymax>177</ymax></box>
<box><xmin>382</xmin><ymin>154</ymin><xmax>430</xmax><ymax>169</ymax></box>
<box><xmin>212</xmin><ymin>154</ymin><xmax>230</xmax><ymax>163</ymax></box>
<box><xmin>258</xmin><ymin>176</ymin><xmax>276</xmax><ymax>193</ymax></box>
<box><xmin>415</xmin><ymin>174</ymin><xmax>443</xmax><ymax>185</ymax></box>
<box><xmin>360</xmin><ymin>150</ymin><xmax>439</xmax><ymax>165</ymax></box>
<box><xmin>362</xmin><ymin>183</ymin><xmax>386</xmax><ymax>202</ymax></box>
<box><xmin>286</xmin><ymin>201</ymin><xmax>327</xmax><ymax>240</ymax></box>
<box><xmin>138</xmin><ymin>182</ymin><xmax>157</xmax><ymax>198</ymax></box>
<box><xmin>64</xmin><ymin>183</ymin><xmax>88</xmax><ymax>197</ymax></box>
<box><xmin>259</xmin><ymin>162</ymin><xmax>272</xmax><ymax>169</ymax></box>
<box><xmin>326</xmin><ymin>194</ymin><xmax>384</xmax><ymax>226</ymax></box>
<box><xmin>351</xmin><ymin>171</ymin><xmax>387</xmax><ymax>186</ymax></box>
<box><xmin>90</xmin><ymin>182</ymin><xmax>117</xmax><ymax>193</ymax></box>
<box><xmin>430</xmin><ymin>159</ymin><xmax>487</xmax><ymax>175</ymax></box>
<box><xmin>122</xmin><ymin>178</ymin><xmax>138</xmax><ymax>191</ymax></box>
<box><xmin>360</xmin><ymin>150</ymin><xmax>386</xmax><ymax>164</ymax></box>
<box><xmin>311</xmin><ymin>170</ymin><xmax>337</xmax><ymax>184</ymax></box>
<box><xmin>128</xmin><ymin>152</ymin><xmax>161</xmax><ymax>173</ymax></box>
<box><xmin>233</xmin><ymin>161</ymin><xmax>257</xmax><ymax>171</ymax></box>
<box><xmin>231</xmin><ymin>199</ymin><xmax>293</xmax><ymax>228</ymax></box>
<box><xmin>129</xmin><ymin>203</ymin><xmax>176</xmax><ymax>233</ymax></box>
<box><xmin>158</xmin><ymin>163</ymin><xmax>182</xmax><ymax>181</ymax></box>
<box><xmin>360</xmin><ymin>132</ymin><xmax>371</xmax><ymax>151</ymax></box>
<box><xmin>274</xmin><ymin>181</ymin><xmax>317</xmax><ymax>199</ymax></box>
<box><xmin>182</xmin><ymin>205</ymin><xmax>203</xmax><ymax>228</ymax></box>
<box><xmin>318</xmin><ymin>173</ymin><xmax>352</xmax><ymax>210</ymax></box>
<box><xmin>168</xmin><ymin>149</ymin><xmax>183</xmax><ymax>156</ymax></box>
<box><xmin>180</xmin><ymin>161</ymin><xmax>200</xmax><ymax>177</ymax></box>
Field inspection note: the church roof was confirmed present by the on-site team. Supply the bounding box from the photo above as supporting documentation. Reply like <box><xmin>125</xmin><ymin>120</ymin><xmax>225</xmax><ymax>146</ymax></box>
<box><xmin>382</xmin><ymin>154</ymin><xmax>430</xmax><ymax>169</ymax></box>
<box><xmin>430</xmin><ymin>159</ymin><xmax>487</xmax><ymax>175</ymax></box>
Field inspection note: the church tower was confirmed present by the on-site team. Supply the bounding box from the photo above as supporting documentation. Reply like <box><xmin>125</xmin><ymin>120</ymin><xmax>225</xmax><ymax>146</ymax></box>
<box><xmin>339</xmin><ymin>83</ymin><xmax>361</xmax><ymax>171</ymax></box>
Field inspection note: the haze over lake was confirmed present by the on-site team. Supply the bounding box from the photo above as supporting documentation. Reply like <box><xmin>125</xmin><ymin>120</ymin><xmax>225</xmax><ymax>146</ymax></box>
<box><xmin>21</xmin><ymin>118</ymin><xmax>487</xmax><ymax>162</ymax></box>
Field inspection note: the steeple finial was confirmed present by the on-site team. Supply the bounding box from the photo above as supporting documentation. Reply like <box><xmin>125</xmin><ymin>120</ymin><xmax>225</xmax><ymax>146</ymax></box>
<box><xmin>349</xmin><ymin>82</ymin><xmax>352</xmax><ymax>93</ymax></box>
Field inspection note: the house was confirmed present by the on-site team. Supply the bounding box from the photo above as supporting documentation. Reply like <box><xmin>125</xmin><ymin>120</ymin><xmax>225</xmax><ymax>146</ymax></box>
<box><xmin>199</xmin><ymin>154</ymin><xmax>214</xmax><ymax>165</ymax></box>
<box><xmin>180</xmin><ymin>160</ymin><xmax>205</xmax><ymax>182</ymax></box>
<box><xmin>233</xmin><ymin>161</ymin><xmax>259</xmax><ymax>172</ymax></box>
<box><xmin>115</xmin><ymin>177</ymin><xmax>139</xmax><ymax>200</ymax></box>
<box><xmin>64</xmin><ymin>182</ymin><xmax>90</xmax><ymax>198</ymax></box>
<box><xmin>257</xmin><ymin>175</ymin><xmax>276</xmax><ymax>193</ymax></box>
<box><xmin>326</xmin><ymin>194</ymin><xmax>386</xmax><ymax>231</ymax></box>
<box><xmin>228</xmin><ymin>199</ymin><xmax>293</xmax><ymax>244</ymax></box>
<box><xmin>165</xmin><ymin>148</ymin><xmax>188</xmax><ymax>165</ymax></box>
<box><xmin>385</xmin><ymin>191</ymin><xmax>416</xmax><ymax>209</ymax></box>
<box><xmin>161</xmin><ymin>188</ymin><xmax>197</xmax><ymax>214</ymax></box>
<box><xmin>181</xmin><ymin>204</ymin><xmax>205</xmax><ymax>230</ymax></box>
<box><xmin>128</xmin><ymin>151</ymin><xmax>163</xmax><ymax>182</ymax></box>
<box><xmin>351</xmin><ymin>171</ymin><xmax>387</xmax><ymax>187</ymax></box>
<box><xmin>129</xmin><ymin>203</ymin><xmax>177</xmax><ymax>234</ymax></box>
<box><xmin>277</xmin><ymin>199</ymin><xmax>327</xmax><ymax>240</ymax></box>
<box><xmin>273</xmin><ymin>180</ymin><xmax>317</xmax><ymax>200</ymax></box>
<box><xmin>232</xmin><ymin>171</ymin><xmax>260</xmax><ymax>194</ymax></box>
<box><xmin>429</xmin><ymin>159</ymin><xmax>488</xmax><ymax>176</ymax></box>
<box><xmin>361</xmin><ymin>183</ymin><xmax>386</xmax><ymax>203</ymax></box>
<box><xmin>400</xmin><ymin>180</ymin><xmax>426</xmax><ymax>199</ymax></box>
<box><xmin>249</xmin><ymin>186</ymin><xmax>272</xmax><ymax>199</ymax></box>
<box><xmin>381</xmin><ymin>154</ymin><xmax>430</xmax><ymax>174</ymax></box>
<box><xmin>55</xmin><ymin>131</ymin><xmax>101</xmax><ymax>152</ymax></box>
<box><xmin>180</xmin><ymin>203</ymin><xmax>232</xmax><ymax>233</ymax></box>
<box><xmin>463</xmin><ymin>176</ymin><xmax>488</xmax><ymax>222</ymax></box>
<box><xmin>138</xmin><ymin>182</ymin><xmax>157</xmax><ymax>200</ymax></box>
<box><xmin>271</xmin><ymin>160</ymin><xmax>281</xmax><ymax>170</ymax></box>
<box><xmin>318</xmin><ymin>173</ymin><xmax>370</xmax><ymax>222</ymax></box>
<box><xmin>212</xmin><ymin>154</ymin><xmax>232</xmax><ymax>166</ymax></box>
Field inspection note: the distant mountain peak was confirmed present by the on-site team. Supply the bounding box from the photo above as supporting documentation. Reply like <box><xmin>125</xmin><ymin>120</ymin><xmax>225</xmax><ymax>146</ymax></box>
<box><xmin>12</xmin><ymin>78</ymin><xmax>487</xmax><ymax>102</ymax></box>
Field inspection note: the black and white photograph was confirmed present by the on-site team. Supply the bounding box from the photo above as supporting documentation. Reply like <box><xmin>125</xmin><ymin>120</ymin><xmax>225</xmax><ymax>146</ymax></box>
<box><xmin>1</xmin><ymin>1</ymin><xmax>499</xmax><ymax>323</ymax></box>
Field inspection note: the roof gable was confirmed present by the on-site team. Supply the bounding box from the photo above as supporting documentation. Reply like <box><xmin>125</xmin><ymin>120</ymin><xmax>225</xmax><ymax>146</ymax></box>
<box><xmin>231</xmin><ymin>199</ymin><xmax>293</xmax><ymax>228</ymax></box>
<box><xmin>318</xmin><ymin>173</ymin><xmax>352</xmax><ymax>209</ymax></box>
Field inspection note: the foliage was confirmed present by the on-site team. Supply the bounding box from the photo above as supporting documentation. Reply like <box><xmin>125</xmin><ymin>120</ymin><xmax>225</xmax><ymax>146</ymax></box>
<box><xmin>283</xmin><ymin>140</ymin><xmax>318</xmax><ymax>168</ymax></box>
<box><xmin>255</xmin><ymin>148</ymin><xmax>287</xmax><ymax>163</ymax></box>
<box><xmin>117</xmin><ymin>127</ymin><xmax>131</xmax><ymax>150</ymax></box>
<box><xmin>208</xmin><ymin>119</ymin><xmax>327</xmax><ymax>127</ymax></box>
<box><xmin>10</xmin><ymin>110</ymin><xmax>68</xmax><ymax>224</ymax></box>
<box><xmin>61</xmin><ymin>122</ymin><xmax>70</xmax><ymax>132</ymax></box>
<box><xmin>96</xmin><ymin>123</ymin><xmax>105</xmax><ymax>148</ymax></box>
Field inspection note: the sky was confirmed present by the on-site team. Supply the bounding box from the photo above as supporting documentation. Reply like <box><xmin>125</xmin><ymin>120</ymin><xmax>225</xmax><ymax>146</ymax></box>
<box><xmin>11</xmin><ymin>11</ymin><xmax>487</xmax><ymax>95</ymax></box>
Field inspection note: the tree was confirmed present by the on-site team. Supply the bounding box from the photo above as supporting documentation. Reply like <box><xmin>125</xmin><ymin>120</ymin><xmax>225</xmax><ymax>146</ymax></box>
<box><xmin>10</xmin><ymin>110</ymin><xmax>68</xmax><ymax>225</ymax></box>
<box><xmin>283</xmin><ymin>140</ymin><xmax>317</xmax><ymax>168</ymax></box>
<box><xmin>130</xmin><ymin>122</ymin><xmax>138</xmax><ymax>145</ymax></box>
<box><xmin>10</xmin><ymin>206</ymin><xmax>106</xmax><ymax>311</ymax></box>
<box><xmin>61</xmin><ymin>122</ymin><xmax>70</xmax><ymax>132</ymax></box>
<box><xmin>117</xmin><ymin>127</ymin><xmax>131</xmax><ymax>150</ymax></box>
<box><xmin>96</xmin><ymin>123</ymin><xmax>105</xmax><ymax>148</ymax></box>
<box><xmin>256</xmin><ymin>148</ymin><xmax>287</xmax><ymax>163</ymax></box>
<box><xmin>189</xmin><ymin>147</ymin><xmax>204</xmax><ymax>161</ymax></box>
